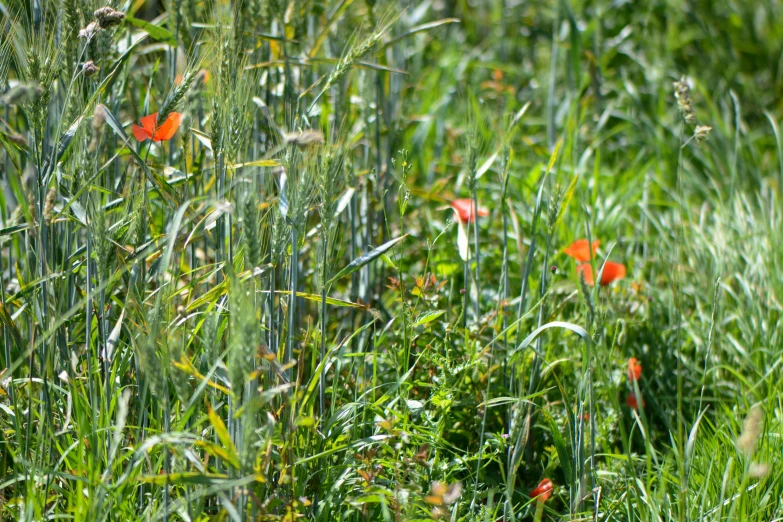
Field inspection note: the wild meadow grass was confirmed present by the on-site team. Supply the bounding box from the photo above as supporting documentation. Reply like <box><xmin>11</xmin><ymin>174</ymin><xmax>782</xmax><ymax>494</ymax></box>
<box><xmin>0</xmin><ymin>0</ymin><xmax>782</xmax><ymax>520</ymax></box>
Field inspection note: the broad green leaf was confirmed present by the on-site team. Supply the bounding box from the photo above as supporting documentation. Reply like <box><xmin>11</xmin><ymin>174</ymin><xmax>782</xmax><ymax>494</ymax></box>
<box><xmin>195</xmin><ymin>440</ymin><xmax>240</xmax><ymax>470</ymax></box>
<box><xmin>0</xmin><ymin>224</ymin><xmax>29</xmax><ymax>238</ymax></box>
<box><xmin>327</xmin><ymin>235</ymin><xmax>407</xmax><ymax>285</ymax></box>
<box><xmin>140</xmin><ymin>472</ymin><xmax>229</xmax><ymax>485</ymax></box>
<box><xmin>685</xmin><ymin>407</ymin><xmax>709</xmax><ymax>470</ymax></box>
<box><xmin>277</xmin><ymin>291</ymin><xmax>365</xmax><ymax>309</ymax></box>
<box><xmin>158</xmin><ymin>202</ymin><xmax>190</xmax><ymax>280</ymax></box>
<box><xmin>380</xmin><ymin>253</ymin><xmax>398</xmax><ymax>270</ymax></box>
<box><xmin>191</xmin><ymin>128</ymin><xmax>213</xmax><ymax>151</ymax></box>
<box><xmin>125</xmin><ymin>15</ymin><xmax>177</xmax><ymax>45</ymax></box>
<box><xmin>382</xmin><ymin>18</ymin><xmax>460</xmax><ymax>50</ymax></box>
<box><xmin>478</xmin><ymin>389</ymin><xmax>549</xmax><ymax>408</ymax></box>
<box><xmin>412</xmin><ymin>310</ymin><xmax>445</xmax><ymax>328</ymax></box>
<box><xmin>207</xmin><ymin>403</ymin><xmax>240</xmax><ymax>467</ymax></box>
<box><xmin>104</xmin><ymin>309</ymin><xmax>125</xmax><ymax>361</ymax></box>
<box><xmin>542</xmin><ymin>409</ymin><xmax>573</xmax><ymax>485</ymax></box>
<box><xmin>229</xmin><ymin>159</ymin><xmax>282</xmax><ymax>169</ymax></box>
<box><xmin>335</xmin><ymin>187</ymin><xmax>355</xmax><ymax>216</ymax></box>
<box><xmin>476</xmin><ymin>149</ymin><xmax>499</xmax><ymax>179</ymax></box>
<box><xmin>0</xmin><ymin>129</ymin><xmax>26</xmax><ymax>153</ymax></box>
<box><xmin>513</xmin><ymin>321</ymin><xmax>590</xmax><ymax>358</ymax></box>
<box><xmin>186</xmin><ymin>280</ymin><xmax>228</xmax><ymax>311</ymax></box>
<box><xmin>172</xmin><ymin>358</ymin><xmax>230</xmax><ymax>395</ymax></box>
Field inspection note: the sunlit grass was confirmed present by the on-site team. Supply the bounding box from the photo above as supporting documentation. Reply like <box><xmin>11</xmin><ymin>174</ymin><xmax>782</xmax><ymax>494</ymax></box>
<box><xmin>0</xmin><ymin>0</ymin><xmax>781</xmax><ymax>520</ymax></box>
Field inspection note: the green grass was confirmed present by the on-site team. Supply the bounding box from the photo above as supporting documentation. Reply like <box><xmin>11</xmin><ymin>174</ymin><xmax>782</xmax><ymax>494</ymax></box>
<box><xmin>0</xmin><ymin>0</ymin><xmax>782</xmax><ymax>520</ymax></box>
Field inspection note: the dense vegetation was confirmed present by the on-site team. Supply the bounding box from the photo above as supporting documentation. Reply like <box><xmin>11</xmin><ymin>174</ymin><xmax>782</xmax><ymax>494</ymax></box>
<box><xmin>0</xmin><ymin>0</ymin><xmax>781</xmax><ymax>520</ymax></box>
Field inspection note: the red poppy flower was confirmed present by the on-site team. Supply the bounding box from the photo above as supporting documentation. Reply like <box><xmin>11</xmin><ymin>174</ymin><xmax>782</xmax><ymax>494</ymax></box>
<box><xmin>450</xmin><ymin>198</ymin><xmax>489</xmax><ymax>224</ymax></box>
<box><xmin>562</xmin><ymin>239</ymin><xmax>600</xmax><ymax>262</ymax></box>
<box><xmin>626</xmin><ymin>393</ymin><xmax>645</xmax><ymax>410</ymax></box>
<box><xmin>132</xmin><ymin>112</ymin><xmax>183</xmax><ymax>142</ymax></box>
<box><xmin>530</xmin><ymin>478</ymin><xmax>553</xmax><ymax>502</ymax></box>
<box><xmin>577</xmin><ymin>261</ymin><xmax>626</xmax><ymax>286</ymax></box>
<box><xmin>627</xmin><ymin>357</ymin><xmax>642</xmax><ymax>382</ymax></box>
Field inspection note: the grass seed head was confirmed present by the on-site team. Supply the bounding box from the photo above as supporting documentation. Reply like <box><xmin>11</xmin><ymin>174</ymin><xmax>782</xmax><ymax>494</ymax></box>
<box><xmin>43</xmin><ymin>187</ymin><xmax>56</xmax><ymax>224</ymax></box>
<box><xmin>547</xmin><ymin>184</ymin><xmax>565</xmax><ymax>234</ymax></box>
<box><xmin>93</xmin><ymin>6</ymin><xmax>125</xmax><ymax>29</ymax></box>
<box><xmin>284</xmin><ymin>130</ymin><xmax>325</xmax><ymax>149</ymax></box>
<box><xmin>674</xmin><ymin>76</ymin><xmax>697</xmax><ymax>125</ymax></box>
<box><xmin>78</xmin><ymin>21</ymin><xmax>99</xmax><ymax>40</ymax></box>
<box><xmin>166</xmin><ymin>338</ymin><xmax>190</xmax><ymax>408</ymax></box>
<box><xmin>61</xmin><ymin>0</ymin><xmax>80</xmax><ymax>41</ymax></box>
<box><xmin>158</xmin><ymin>69</ymin><xmax>197</xmax><ymax>126</ymax></box>
<box><xmin>1</xmin><ymin>83</ymin><xmax>43</xmax><ymax>106</ymax></box>
<box><xmin>82</xmin><ymin>60</ymin><xmax>99</xmax><ymax>77</ymax></box>
<box><xmin>89</xmin><ymin>104</ymin><xmax>106</xmax><ymax>152</ymax></box>
<box><xmin>228</xmin><ymin>275</ymin><xmax>259</xmax><ymax>398</ymax></box>
<box><xmin>694</xmin><ymin>125</ymin><xmax>712</xmax><ymax>144</ymax></box>
<box><xmin>749</xmin><ymin>462</ymin><xmax>770</xmax><ymax>478</ymax></box>
<box><xmin>737</xmin><ymin>403</ymin><xmax>763</xmax><ymax>456</ymax></box>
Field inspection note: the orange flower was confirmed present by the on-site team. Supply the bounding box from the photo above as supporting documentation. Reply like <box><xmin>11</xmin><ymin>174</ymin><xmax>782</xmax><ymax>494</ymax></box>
<box><xmin>627</xmin><ymin>357</ymin><xmax>641</xmax><ymax>382</ymax></box>
<box><xmin>530</xmin><ymin>478</ymin><xmax>553</xmax><ymax>502</ymax></box>
<box><xmin>577</xmin><ymin>261</ymin><xmax>626</xmax><ymax>286</ymax></box>
<box><xmin>626</xmin><ymin>393</ymin><xmax>645</xmax><ymax>410</ymax></box>
<box><xmin>562</xmin><ymin>239</ymin><xmax>600</xmax><ymax>262</ymax></box>
<box><xmin>132</xmin><ymin>112</ymin><xmax>183</xmax><ymax>142</ymax></box>
<box><xmin>451</xmin><ymin>198</ymin><xmax>489</xmax><ymax>224</ymax></box>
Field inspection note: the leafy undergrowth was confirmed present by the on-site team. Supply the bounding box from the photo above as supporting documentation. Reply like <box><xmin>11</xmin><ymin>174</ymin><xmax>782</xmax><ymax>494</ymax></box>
<box><xmin>0</xmin><ymin>0</ymin><xmax>781</xmax><ymax>520</ymax></box>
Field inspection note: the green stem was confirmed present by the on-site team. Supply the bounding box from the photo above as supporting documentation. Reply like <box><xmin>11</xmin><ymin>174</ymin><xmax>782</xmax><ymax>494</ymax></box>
<box><xmin>319</xmin><ymin>233</ymin><xmax>328</xmax><ymax>418</ymax></box>
<box><xmin>287</xmin><ymin>226</ymin><xmax>298</xmax><ymax>384</ymax></box>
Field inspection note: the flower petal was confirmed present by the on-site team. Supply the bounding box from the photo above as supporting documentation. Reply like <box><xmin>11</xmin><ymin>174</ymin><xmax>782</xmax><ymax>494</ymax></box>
<box><xmin>450</xmin><ymin>198</ymin><xmax>488</xmax><ymax>224</ymax></box>
<box><xmin>132</xmin><ymin>124</ymin><xmax>151</xmax><ymax>142</ymax></box>
<box><xmin>600</xmin><ymin>261</ymin><xmax>626</xmax><ymax>285</ymax></box>
<box><xmin>576</xmin><ymin>263</ymin><xmax>595</xmax><ymax>285</ymax></box>
<box><xmin>140</xmin><ymin>113</ymin><xmax>158</xmax><ymax>135</ymax></box>
<box><xmin>626</xmin><ymin>393</ymin><xmax>645</xmax><ymax>410</ymax></box>
<box><xmin>563</xmin><ymin>239</ymin><xmax>600</xmax><ymax>262</ymax></box>
<box><xmin>153</xmin><ymin>112</ymin><xmax>182</xmax><ymax>142</ymax></box>
<box><xmin>577</xmin><ymin>261</ymin><xmax>626</xmax><ymax>286</ymax></box>
<box><xmin>530</xmin><ymin>478</ymin><xmax>553</xmax><ymax>502</ymax></box>
<box><xmin>153</xmin><ymin>112</ymin><xmax>182</xmax><ymax>141</ymax></box>
<box><xmin>627</xmin><ymin>357</ymin><xmax>642</xmax><ymax>382</ymax></box>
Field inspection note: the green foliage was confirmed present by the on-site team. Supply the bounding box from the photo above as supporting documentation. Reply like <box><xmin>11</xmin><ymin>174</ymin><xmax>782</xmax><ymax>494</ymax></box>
<box><xmin>0</xmin><ymin>0</ymin><xmax>782</xmax><ymax>520</ymax></box>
